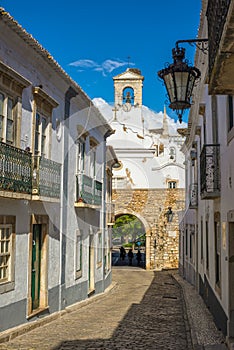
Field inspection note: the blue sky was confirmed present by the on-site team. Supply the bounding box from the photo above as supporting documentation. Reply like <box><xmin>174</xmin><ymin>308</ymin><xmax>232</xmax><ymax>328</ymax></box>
<box><xmin>1</xmin><ymin>1</ymin><xmax>201</xmax><ymax>122</ymax></box>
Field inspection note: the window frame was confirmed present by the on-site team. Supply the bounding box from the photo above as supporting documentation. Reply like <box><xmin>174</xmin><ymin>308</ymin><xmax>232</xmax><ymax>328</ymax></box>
<box><xmin>167</xmin><ymin>180</ymin><xmax>177</xmax><ymax>189</ymax></box>
<box><xmin>75</xmin><ymin>229</ymin><xmax>83</xmax><ymax>279</ymax></box>
<box><xmin>34</xmin><ymin>111</ymin><xmax>49</xmax><ymax>157</ymax></box>
<box><xmin>77</xmin><ymin>139</ymin><xmax>86</xmax><ymax>174</ymax></box>
<box><xmin>97</xmin><ymin>231</ymin><xmax>102</xmax><ymax>266</ymax></box>
<box><xmin>227</xmin><ymin>95</ymin><xmax>234</xmax><ymax>143</ymax></box>
<box><xmin>0</xmin><ymin>92</ymin><xmax>17</xmax><ymax>145</ymax></box>
<box><xmin>0</xmin><ymin>216</ymin><xmax>16</xmax><ymax>294</ymax></box>
<box><xmin>0</xmin><ymin>224</ymin><xmax>12</xmax><ymax>283</ymax></box>
<box><xmin>32</xmin><ymin>86</ymin><xmax>58</xmax><ymax>158</ymax></box>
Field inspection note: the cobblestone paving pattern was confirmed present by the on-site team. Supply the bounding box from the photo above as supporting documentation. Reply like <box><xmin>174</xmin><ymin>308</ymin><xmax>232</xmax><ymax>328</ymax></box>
<box><xmin>0</xmin><ymin>269</ymin><xmax>193</xmax><ymax>350</ymax></box>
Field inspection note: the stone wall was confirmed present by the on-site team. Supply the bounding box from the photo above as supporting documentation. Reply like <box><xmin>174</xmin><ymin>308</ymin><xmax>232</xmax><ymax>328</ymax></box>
<box><xmin>113</xmin><ymin>188</ymin><xmax>185</xmax><ymax>270</ymax></box>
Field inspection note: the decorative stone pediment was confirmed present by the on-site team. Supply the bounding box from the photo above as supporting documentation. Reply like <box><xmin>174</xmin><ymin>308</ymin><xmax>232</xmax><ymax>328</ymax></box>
<box><xmin>113</xmin><ymin>69</ymin><xmax>144</xmax><ymax>81</ymax></box>
<box><xmin>0</xmin><ymin>60</ymin><xmax>31</xmax><ymax>94</ymax></box>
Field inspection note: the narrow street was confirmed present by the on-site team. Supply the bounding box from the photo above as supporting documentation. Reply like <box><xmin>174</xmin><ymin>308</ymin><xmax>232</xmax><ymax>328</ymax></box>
<box><xmin>0</xmin><ymin>268</ymin><xmax>193</xmax><ymax>350</ymax></box>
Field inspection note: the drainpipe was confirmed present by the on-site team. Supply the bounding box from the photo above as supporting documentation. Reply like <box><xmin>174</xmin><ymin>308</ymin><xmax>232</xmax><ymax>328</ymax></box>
<box><xmin>59</xmin><ymin>86</ymin><xmax>77</xmax><ymax>311</ymax></box>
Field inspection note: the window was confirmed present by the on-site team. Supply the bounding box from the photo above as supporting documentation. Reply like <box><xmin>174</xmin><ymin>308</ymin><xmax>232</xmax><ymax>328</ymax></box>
<box><xmin>77</xmin><ymin>140</ymin><xmax>85</xmax><ymax>173</ymax></box>
<box><xmin>97</xmin><ymin>231</ymin><xmax>102</xmax><ymax>265</ymax></box>
<box><xmin>0</xmin><ymin>216</ymin><xmax>16</xmax><ymax>294</ymax></box>
<box><xmin>169</xmin><ymin>147</ymin><xmax>176</xmax><ymax>160</ymax></box>
<box><xmin>75</xmin><ymin>229</ymin><xmax>82</xmax><ymax>279</ymax></box>
<box><xmin>0</xmin><ymin>225</ymin><xmax>12</xmax><ymax>283</ymax></box>
<box><xmin>33</xmin><ymin>86</ymin><xmax>58</xmax><ymax>157</ymax></box>
<box><xmin>214</xmin><ymin>213</ymin><xmax>221</xmax><ymax>288</ymax></box>
<box><xmin>89</xmin><ymin>138</ymin><xmax>97</xmax><ymax>178</ymax></box>
<box><xmin>0</xmin><ymin>93</ymin><xmax>16</xmax><ymax>145</ymax></box>
<box><xmin>0</xmin><ymin>62</ymin><xmax>30</xmax><ymax>147</ymax></box>
<box><xmin>201</xmin><ymin>218</ymin><xmax>204</xmax><ymax>261</ymax></box>
<box><xmin>34</xmin><ymin>112</ymin><xmax>48</xmax><ymax>157</ymax></box>
<box><xmin>206</xmin><ymin>221</ymin><xmax>209</xmax><ymax>271</ymax></box>
<box><xmin>168</xmin><ymin>181</ymin><xmax>177</xmax><ymax>189</ymax></box>
<box><xmin>211</xmin><ymin>95</ymin><xmax>218</xmax><ymax>144</ymax></box>
<box><xmin>227</xmin><ymin>95</ymin><xmax>234</xmax><ymax>132</ymax></box>
<box><xmin>0</xmin><ymin>93</ymin><xmax>4</xmax><ymax>140</ymax></box>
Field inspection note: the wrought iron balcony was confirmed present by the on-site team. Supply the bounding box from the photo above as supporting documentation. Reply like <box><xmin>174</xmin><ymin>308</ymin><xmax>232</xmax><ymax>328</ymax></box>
<box><xmin>0</xmin><ymin>142</ymin><xmax>61</xmax><ymax>199</ymax></box>
<box><xmin>32</xmin><ymin>156</ymin><xmax>61</xmax><ymax>198</ymax></box>
<box><xmin>0</xmin><ymin>142</ymin><xmax>32</xmax><ymax>194</ymax></box>
<box><xmin>200</xmin><ymin>144</ymin><xmax>220</xmax><ymax>199</ymax></box>
<box><xmin>76</xmin><ymin>174</ymin><xmax>102</xmax><ymax>206</ymax></box>
<box><xmin>207</xmin><ymin>0</ymin><xmax>234</xmax><ymax>94</ymax></box>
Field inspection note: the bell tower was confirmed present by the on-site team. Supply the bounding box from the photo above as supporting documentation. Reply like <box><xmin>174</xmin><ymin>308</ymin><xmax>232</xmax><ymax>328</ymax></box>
<box><xmin>113</xmin><ymin>68</ymin><xmax>144</xmax><ymax>109</ymax></box>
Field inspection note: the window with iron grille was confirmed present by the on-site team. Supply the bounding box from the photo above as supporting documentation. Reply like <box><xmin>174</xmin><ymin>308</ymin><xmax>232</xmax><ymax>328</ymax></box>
<box><xmin>168</xmin><ymin>181</ymin><xmax>177</xmax><ymax>189</ymax></box>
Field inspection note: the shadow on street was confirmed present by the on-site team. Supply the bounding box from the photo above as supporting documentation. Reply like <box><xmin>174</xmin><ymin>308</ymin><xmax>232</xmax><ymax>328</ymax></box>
<box><xmin>51</xmin><ymin>270</ymin><xmax>192</xmax><ymax>350</ymax></box>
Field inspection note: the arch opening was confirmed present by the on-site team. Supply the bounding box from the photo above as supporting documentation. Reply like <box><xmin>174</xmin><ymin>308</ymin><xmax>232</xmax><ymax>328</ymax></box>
<box><xmin>111</xmin><ymin>213</ymin><xmax>147</xmax><ymax>269</ymax></box>
<box><xmin>122</xmin><ymin>87</ymin><xmax>134</xmax><ymax>105</ymax></box>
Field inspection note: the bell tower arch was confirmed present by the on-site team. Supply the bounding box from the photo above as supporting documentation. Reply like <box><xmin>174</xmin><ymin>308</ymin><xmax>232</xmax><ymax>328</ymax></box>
<box><xmin>113</xmin><ymin>68</ymin><xmax>144</xmax><ymax>108</ymax></box>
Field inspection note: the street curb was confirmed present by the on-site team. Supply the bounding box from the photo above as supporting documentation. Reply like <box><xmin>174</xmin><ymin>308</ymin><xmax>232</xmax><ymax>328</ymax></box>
<box><xmin>0</xmin><ymin>281</ymin><xmax>118</xmax><ymax>344</ymax></box>
<box><xmin>171</xmin><ymin>272</ymin><xmax>200</xmax><ymax>350</ymax></box>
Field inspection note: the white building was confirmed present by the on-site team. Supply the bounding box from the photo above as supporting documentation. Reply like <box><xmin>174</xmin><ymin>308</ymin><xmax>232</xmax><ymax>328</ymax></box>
<box><xmin>0</xmin><ymin>8</ymin><xmax>115</xmax><ymax>332</ymax></box>
<box><xmin>94</xmin><ymin>68</ymin><xmax>186</xmax><ymax>191</ymax></box>
<box><xmin>94</xmin><ymin>67</ymin><xmax>186</xmax><ymax>270</ymax></box>
<box><xmin>179</xmin><ymin>0</ymin><xmax>234</xmax><ymax>347</ymax></box>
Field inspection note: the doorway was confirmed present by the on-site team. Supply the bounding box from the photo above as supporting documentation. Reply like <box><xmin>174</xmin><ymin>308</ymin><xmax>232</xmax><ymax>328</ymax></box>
<box><xmin>31</xmin><ymin>224</ymin><xmax>42</xmax><ymax>310</ymax></box>
<box><xmin>28</xmin><ymin>215</ymin><xmax>48</xmax><ymax>316</ymax></box>
<box><xmin>88</xmin><ymin>234</ymin><xmax>95</xmax><ymax>295</ymax></box>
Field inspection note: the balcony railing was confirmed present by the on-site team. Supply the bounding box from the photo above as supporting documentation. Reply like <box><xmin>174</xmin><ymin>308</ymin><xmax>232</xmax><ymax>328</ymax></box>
<box><xmin>207</xmin><ymin>0</ymin><xmax>231</xmax><ymax>76</ymax></box>
<box><xmin>0</xmin><ymin>142</ymin><xmax>32</xmax><ymax>194</ymax></box>
<box><xmin>207</xmin><ymin>0</ymin><xmax>234</xmax><ymax>94</ymax></box>
<box><xmin>189</xmin><ymin>183</ymin><xmax>198</xmax><ymax>209</ymax></box>
<box><xmin>32</xmin><ymin>156</ymin><xmax>61</xmax><ymax>198</ymax></box>
<box><xmin>200</xmin><ymin>144</ymin><xmax>220</xmax><ymax>199</ymax></box>
<box><xmin>76</xmin><ymin>174</ymin><xmax>102</xmax><ymax>206</ymax></box>
<box><xmin>0</xmin><ymin>142</ymin><xmax>61</xmax><ymax>199</ymax></box>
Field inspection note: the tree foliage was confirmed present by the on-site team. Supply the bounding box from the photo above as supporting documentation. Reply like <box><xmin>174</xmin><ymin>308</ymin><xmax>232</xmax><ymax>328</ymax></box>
<box><xmin>113</xmin><ymin>214</ymin><xmax>145</xmax><ymax>243</ymax></box>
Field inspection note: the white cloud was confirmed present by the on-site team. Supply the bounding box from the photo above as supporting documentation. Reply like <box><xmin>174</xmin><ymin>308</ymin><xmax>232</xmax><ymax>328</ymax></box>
<box><xmin>69</xmin><ymin>59</ymin><xmax>99</xmax><ymax>68</ymax></box>
<box><xmin>102</xmin><ymin>59</ymin><xmax>129</xmax><ymax>73</ymax></box>
<box><xmin>69</xmin><ymin>58</ymin><xmax>134</xmax><ymax>76</ymax></box>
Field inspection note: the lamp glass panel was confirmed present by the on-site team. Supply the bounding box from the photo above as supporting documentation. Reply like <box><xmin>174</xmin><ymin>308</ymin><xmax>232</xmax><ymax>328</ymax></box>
<box><xmin>174</xmin><ymin>71</ymin><xmax>189</xmax><ymax>102</ymax></box>
<box><xmin>187</xmin><ymin>73</ymin><xmax>196</xmax><ymax>100</ymax></box>
<box><xmin>163</xmin><ymin>73</ymin><xmax>175</xmax><ymax>103</ymax></box>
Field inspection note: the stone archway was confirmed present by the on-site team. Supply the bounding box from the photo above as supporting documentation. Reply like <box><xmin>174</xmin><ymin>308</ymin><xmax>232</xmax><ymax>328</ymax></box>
<box><xmin>112</xmin><ymin>188</ymin><xmax>185</xmax><ymax>271</ymax></box>
<box><xmin>114</xmin><ymin>209</ymin><xmax>151</xmax><ymax>270</ymax></box>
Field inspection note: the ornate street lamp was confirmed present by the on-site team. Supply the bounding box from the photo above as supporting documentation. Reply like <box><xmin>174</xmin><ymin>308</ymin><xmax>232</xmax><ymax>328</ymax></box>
<box><xmin>158</xmin><ymin>39</ymin><xmax>208</xmax><ymax>123</ymax></box>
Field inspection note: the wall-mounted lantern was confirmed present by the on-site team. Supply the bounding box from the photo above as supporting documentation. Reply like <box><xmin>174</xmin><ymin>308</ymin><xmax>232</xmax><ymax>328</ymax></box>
<box><xmin>157</xmin><ymin>39</ymin><xmax>208</xmax><ymax>123</ymax></box>
<box><xmin>165</xmin><ymin>207</ymin><xmax>174</xmax><ymax>222</ymax></box>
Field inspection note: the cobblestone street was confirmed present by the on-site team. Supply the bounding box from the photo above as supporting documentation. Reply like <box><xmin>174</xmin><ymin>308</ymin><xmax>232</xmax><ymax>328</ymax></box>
<box><xmin>0</xmin><ymin>268</ymin><xmax>193</xmax><ymax>350</ymax></box>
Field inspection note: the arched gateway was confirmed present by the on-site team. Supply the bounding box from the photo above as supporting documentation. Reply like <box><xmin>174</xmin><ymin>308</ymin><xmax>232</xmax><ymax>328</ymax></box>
<box><xmin>112</xmin><ymin>188</ymin><xmax>185</xmax><ymax>271</ymax></box>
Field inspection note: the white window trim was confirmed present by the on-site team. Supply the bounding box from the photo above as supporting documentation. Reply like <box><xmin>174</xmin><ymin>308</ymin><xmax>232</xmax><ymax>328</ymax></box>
<box><xmin>0</xmin><ymin>224</ymin><xmax>15</xmax><ymax>294</ymax></box>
